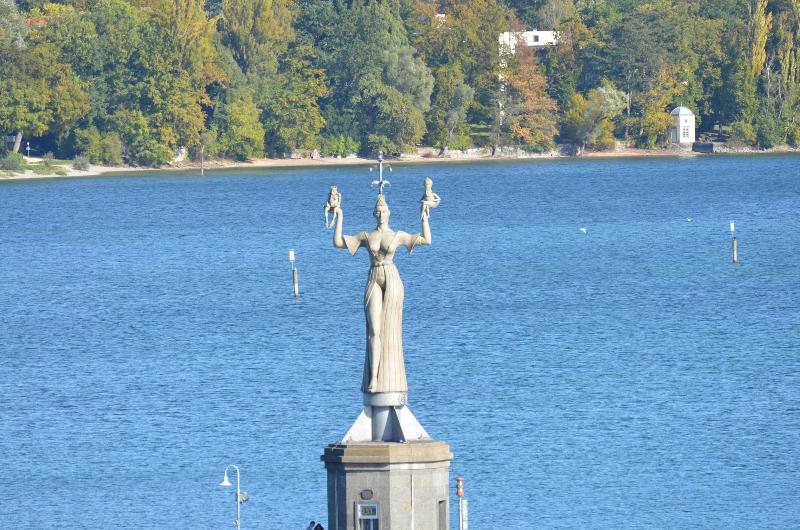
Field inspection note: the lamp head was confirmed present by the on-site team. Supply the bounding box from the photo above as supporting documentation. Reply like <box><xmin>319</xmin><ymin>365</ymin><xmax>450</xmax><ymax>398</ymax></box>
<box><xmin>219</xmin><ymin>470</ymin><xmax>231</xmax><ymax>487</ymax></box>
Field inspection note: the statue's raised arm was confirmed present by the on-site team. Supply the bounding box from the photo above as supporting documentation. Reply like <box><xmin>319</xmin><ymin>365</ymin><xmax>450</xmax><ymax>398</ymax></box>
<box><xmin>393</xmin><ymin>202</ymin><xmax>432</xmax><ymax>251</ymax></box>
<box><xmin>331</xmin><ymin>187</ymin><xmax>346</xmax><ymax>250</ymax></box>
<box><xmin>396</xmin><ymin>176</ymin><xmax>439</xmax><ymax>250</ymax></box>
<box><xmin>331</xmin><ymin>187</ymin><xmax>369</xmax><ymax>257</ymax></box>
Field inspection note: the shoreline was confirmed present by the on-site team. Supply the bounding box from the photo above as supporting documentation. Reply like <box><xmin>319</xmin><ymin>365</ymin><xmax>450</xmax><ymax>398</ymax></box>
<box><xmin>2</xmin><ymin>145</ymin><xmax>798</xmax><ymax>182</ymax></box>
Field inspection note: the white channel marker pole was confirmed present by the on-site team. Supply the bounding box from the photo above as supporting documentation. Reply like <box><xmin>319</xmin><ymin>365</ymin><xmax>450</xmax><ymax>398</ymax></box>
<box><xmin>289</xmin><ymin>249</ymin><xmax>299</xmax><ymax>298</ymax></box>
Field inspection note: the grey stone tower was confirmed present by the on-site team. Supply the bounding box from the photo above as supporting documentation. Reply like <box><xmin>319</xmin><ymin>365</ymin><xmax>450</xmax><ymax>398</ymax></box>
<box><xmin>322</xmin><ymin>440</ymin><xmax>452</xmax><ymax>530</ymax></box>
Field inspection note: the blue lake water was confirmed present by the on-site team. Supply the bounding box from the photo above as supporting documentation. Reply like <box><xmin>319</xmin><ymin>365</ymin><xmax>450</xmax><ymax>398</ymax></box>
<box><xmin>1</xmin><ymin>154</ymin><xmax>799</xmax><ymax>529</ymax></box>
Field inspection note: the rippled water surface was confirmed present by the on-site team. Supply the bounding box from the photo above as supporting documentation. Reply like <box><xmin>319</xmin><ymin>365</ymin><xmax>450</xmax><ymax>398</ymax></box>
<box><xmin>1</xmin><ymin>154</ymin><xmax>799</xmax><ymax>529</ymax></box>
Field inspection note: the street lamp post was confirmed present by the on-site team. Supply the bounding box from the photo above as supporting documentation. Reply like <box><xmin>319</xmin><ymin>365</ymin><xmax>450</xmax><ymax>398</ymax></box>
<box><xmin>26</xmin><ymin>141</ymin><xmax>30</xmax><ymax>158</ymax></box>
<box><xmin>220</xmin><ymin>464</ymin><xmax>249</xmax><ymax>529</ymax></box>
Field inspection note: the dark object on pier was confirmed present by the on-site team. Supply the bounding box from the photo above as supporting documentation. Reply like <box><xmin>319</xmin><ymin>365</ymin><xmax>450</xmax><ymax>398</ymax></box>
<box><xmin>692</xmin><ymin>142</ymin><xmax>717</xmax><ymax>153</ymax></box>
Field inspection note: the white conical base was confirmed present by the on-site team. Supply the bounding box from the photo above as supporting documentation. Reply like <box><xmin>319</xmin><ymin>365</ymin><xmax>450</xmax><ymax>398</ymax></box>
<box><xmin>342</xmin><ymin>405</ymin><xmax>430</xmax><ymax>443</ymax></box>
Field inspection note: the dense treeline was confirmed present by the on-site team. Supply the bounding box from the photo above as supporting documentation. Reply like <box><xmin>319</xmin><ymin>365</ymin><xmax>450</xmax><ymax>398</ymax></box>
<box><xmin>1</xmin><ymin>0</ymin><xmax>799</xmax><ymax>165</ymax></box>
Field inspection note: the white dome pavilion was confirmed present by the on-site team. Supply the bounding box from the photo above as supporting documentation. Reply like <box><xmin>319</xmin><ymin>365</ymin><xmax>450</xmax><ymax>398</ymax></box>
<box><xmin>669</xmin><ymin>106</ymin><xmax>695</xmax><ymax>144</ymax></box>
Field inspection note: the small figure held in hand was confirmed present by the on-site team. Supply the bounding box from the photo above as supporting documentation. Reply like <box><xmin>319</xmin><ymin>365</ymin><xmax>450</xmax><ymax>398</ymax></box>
<box><xmin>419</xmin><ymin>177</ymin><xmax>441</xmax><ymax>220</ymax></box>
<box><xmin>324</xmin><ymin>185</ymin><xmax>342</xmax><ymax>228</ymax></box>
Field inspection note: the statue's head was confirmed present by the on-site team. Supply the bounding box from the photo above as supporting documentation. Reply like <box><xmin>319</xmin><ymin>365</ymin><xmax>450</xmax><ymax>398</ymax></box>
<box><xmin>424</xmin><ymin>177</ymin><xmax>433</xmax><ymax>191</ymax></box>
<box><xmin>373</xmin><ymin>194</ymin><xmax>391</xmax><ymax>225</ymax></box>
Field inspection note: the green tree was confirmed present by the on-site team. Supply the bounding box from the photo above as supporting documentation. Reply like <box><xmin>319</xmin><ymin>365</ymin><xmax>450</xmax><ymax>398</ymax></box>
<box><xmin>635</xmin><ymin>66</ymin><xmax>686</xmax><ymax>147</ymax></box>
<box><xmin>505</xmin><ymin>0</ymin><xmax>548</xmax><ymax>27</ymax></box>
<box><xmin>298</xmin><ymin>0</ymin><xmax>430</xmax><ymax>153</ymax></box>
<box><xmin>560</xmin><ymin>80</ymin><xmax>626</xmax><ymax>152</ymax></box>
<box><xmin>560</xmin><ymin>93</ymin><xmax>588</xmax><ymax>145</ymax></box>
<box><xmin>382</xmin><ymin>45</ymin><xmax>434</xmax><ymax>113</ymax></box>
<box><xmin>73</xmin><ymin>126</ymin><xmax>103</xmax><ymax>162</ymax></box>
<box><xmin>39</xmin><ymin>3</ymin><xmax>99</xmax><ymax>77</ymax></box>
<box><xmin>711</xmin><ymin>14</ymin><xmax>748</xmax><ymax>137</ymax></box>
<box><xmin>598</xmin><ymin>3</ymin><xmax>670</xmax><ymax>140</ymax></box>
<box><xmin>45</xmin><ymin>0</ymin><xmax>216</xmax><ymax>162</ymax></box>
<box><xmin>727</xmin><ymin>0</ymin><xmax>776</xmax><ymax>146</ymax></box>
<box><xmin>426</xmin><ymin>64</ymin><xmax>475</xmax><ymax>153</ymax></box>
<box><xmin>111</xmin><ymin>109</ymin><xmax>171</xmax><ymax>166</ymax></box>
<box><xmin>101</xmin><ymin>132</ymin><xmax>123</xmax><ymax>165</ymax></box>
<box><xmin>535</xmin><ymin>0</ymin><xmax>578</xmax><ymax>29</ymax></box>
<box><xmin>752</xmin><ymin>101</ymin><xmax>784</xmax><ymax>148</ymax></box>
<box><xmin>212</xmin><ymin>88</ymin><xmax>265</xmax><ymax>160</ymax></box>
<box><xmin>357</xmin><ymin>73</ymin><xmax>427</xmax><ymax>154</ymax></box>
<box><xmin>0</xmin><ymin>0</ymin><xmax>27</xmax><ymax>50</ymax></box>
<box><xmin>0</xmin><ymin>42</ymin><xmax>88</xmax><ymax>153</ymax></box>
<box><xmin>220</xmin><ymin>0</ymin><xmax>294</xmax><ymax>75</ymax></box>
<box><xmin>409</xmin><ymin>0</ymin><xmax>510</xmax><ymax>125</ymax></box>
<box><xmin>584</xmin><ymin>1</ymin><xmax>726</xmax><ymax>145</ymax></box>
<box><xmin>539</xmin><ymin>15</ymin><xmax>593</xmax><ymax>111</ymax></box>
<box><xmin>261</xmin><ymin>44</ymin><xmax>328</xmax><ymax>154</ymax></box>
<box><xmin>692</xmin><ymin>17</ymin><xmax>725</xmax><ymax>134</ymax></box>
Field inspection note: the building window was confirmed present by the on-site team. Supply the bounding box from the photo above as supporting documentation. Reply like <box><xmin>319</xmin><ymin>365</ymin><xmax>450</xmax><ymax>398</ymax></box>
<box><xmin>682</xmin><ymin>126</ymin><xmax>690</xmax><ymax>139</ymax></box>
<box><xmin>360</xmin><ymin>519</ymin><xmax>378</xmax><ymax>530</ymax></box>
<box><xmin>533</xmin><ymin>34</ymin><xmax>539</xmax><ymax>42</ymax></box>
<box><xmin>358</xmin><ymin>504</ymin><xmax>379</xmax><ymax>530</ymax></box>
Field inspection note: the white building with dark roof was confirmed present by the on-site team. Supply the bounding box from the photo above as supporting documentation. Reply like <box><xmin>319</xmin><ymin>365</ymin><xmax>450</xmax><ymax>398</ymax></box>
<box><xmin>499</xmin><ymin>30</ymin><xmax>558</xmax><ymax>55</ymax></box>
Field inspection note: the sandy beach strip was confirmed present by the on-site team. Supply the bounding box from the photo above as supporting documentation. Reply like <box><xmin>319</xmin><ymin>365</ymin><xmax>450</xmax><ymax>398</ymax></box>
<box><xmin>2</xmin><ymin>146</ymin><xmax>796</xmax><ymax>182</ymax></box>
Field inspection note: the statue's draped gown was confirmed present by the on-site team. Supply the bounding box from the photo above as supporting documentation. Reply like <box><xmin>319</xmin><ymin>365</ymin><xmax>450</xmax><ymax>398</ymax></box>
<box><xmin>344</xmin><ymin>230</ymin><xmax>420</xmax><ymax>393</ymax></box>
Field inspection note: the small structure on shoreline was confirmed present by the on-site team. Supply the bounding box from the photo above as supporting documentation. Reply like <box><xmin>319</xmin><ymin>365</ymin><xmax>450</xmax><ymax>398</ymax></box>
<box><xmin>669</xmin><ymin>106</ymin><xmax>696</xmax><ymax>145</ymax></box>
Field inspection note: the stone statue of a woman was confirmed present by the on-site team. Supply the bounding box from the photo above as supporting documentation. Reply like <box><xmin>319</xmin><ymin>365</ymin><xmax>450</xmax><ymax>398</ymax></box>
<box><xmin>331</xmin><ymin>186</ymin><xmax>434</xmax><ymax>395</ymax></box>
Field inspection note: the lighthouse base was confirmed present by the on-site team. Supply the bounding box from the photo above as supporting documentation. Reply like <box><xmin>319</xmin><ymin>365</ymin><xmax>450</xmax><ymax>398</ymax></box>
<box><xmin>321</xmin><ymin>440</ymin><xmax>452</xmax><ymax>530</ymax></box>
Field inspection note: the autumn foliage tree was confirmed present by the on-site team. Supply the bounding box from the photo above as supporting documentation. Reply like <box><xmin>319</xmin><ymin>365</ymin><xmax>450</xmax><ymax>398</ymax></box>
<box><xmin>561</xmin><ymin>81</ymin><xmax>626</xmax><ymax>152</ymax></box>
<box><xmin>500</xmin><ymin>47</ymin><xmax>558</xmax><ymax>152</ymax></box>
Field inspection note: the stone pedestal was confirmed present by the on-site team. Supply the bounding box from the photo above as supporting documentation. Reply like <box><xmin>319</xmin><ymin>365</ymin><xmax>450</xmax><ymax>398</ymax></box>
<box><xmin>322</xmin><ymin>440</ymin><xmax>452</xmax><ymax>530</ymax></box>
